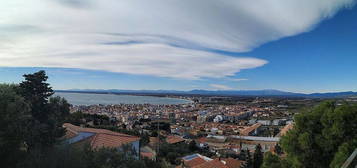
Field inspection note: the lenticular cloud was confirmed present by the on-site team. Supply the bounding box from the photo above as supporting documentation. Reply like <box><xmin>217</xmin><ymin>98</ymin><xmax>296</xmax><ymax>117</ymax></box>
<box><xmin>0</xmin><ymin>0</ymin><xmax>354</xmax><ymax>79</ymax></box>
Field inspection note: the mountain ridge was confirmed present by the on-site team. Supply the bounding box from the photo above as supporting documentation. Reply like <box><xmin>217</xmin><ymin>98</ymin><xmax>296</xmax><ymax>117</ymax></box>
<box><xmin>55</xmin><ymin>89</ymin><xmax>357</xmax><ymax>98</ymax></box>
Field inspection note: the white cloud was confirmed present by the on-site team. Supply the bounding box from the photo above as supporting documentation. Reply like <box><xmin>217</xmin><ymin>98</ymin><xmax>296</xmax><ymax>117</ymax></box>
<box><xmin>0</xmin><ymin>0</ymin><xmax>355</xmax><ymax>79</ymax></box>
<box><xmin>227</xmin><ymin>78</ymin><xmax>249</xmax><ymax>82</ymax></box>
<box><xmin>0</xmin><ymin>38</ymin><xmax>267</xmax><ymax>79</ymax></box>
<box><xmin>210</xmin><ymin>84</ymin><xmax>233</xmax><ymax>90</ymax></box>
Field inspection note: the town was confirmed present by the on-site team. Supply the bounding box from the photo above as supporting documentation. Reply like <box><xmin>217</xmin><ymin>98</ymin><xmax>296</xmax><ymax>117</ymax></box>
<box><xmin>66</xmin><ymin>96</ymin><xmax>319</xmax><ymax>167</ymax></box>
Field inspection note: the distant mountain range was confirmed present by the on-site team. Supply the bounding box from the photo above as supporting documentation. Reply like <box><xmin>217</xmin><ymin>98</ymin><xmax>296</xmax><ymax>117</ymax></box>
<box><xmin>55</xmin><ymin>89</ymin><xmax>357</xmax><ymax>98</ymax></box>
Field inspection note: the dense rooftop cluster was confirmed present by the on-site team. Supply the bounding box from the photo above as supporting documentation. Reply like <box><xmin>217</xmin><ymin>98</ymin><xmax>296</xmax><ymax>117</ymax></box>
<box><xmin>67</xmin><ymin>97</ymin><xmax>298</xmax><ymax>167</ymax></box>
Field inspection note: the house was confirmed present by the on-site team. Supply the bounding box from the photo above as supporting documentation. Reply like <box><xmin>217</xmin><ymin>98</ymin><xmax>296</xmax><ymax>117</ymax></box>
<box><xmin>220</xmin><ymin>158</ymin><xmax>243</xmax><ymax>168</ymax></box>
<box><xmin>184</xmin><ymin>157</ymin><xmax>207</xmax><ymax>167</ymax></box>
<box><xmin>240</xmin><ymin>123</ymin><xmax>262</xmax><ymax>136</ymax></box>
<box><xmin>248</xmin><ymin>119</ymin><xmax>257</xmax><ymax>125</ymax></box>
<box><xmin>272</xmin><ymin>119</ymin><xmax>286</xmax><ymax>126</ymax></box>
<box><xmin>178</xmin><ymin>154</ymin><xmax>241</xmax><ymax>168</ymax></box>
<box><xmin>140</xmin><ymin>145</ymin><xmax>156</xmax><ymax>160</ymax></box>
<box><xmin>149</xmin><ymin>137</ymin><xmax>159</xmax><ymax>147</ymax></box>
<box><xmin>275</xmin><ymin>123</ymin><xmax>293</xmax><ymax>137</ymax></box>
<box><xmin>193</xmin><ymin>158</ymin><xmax>229</xmax><ymax>168</ymax></box>
<box><xmin>179</xmin><ymin>154</ymin><xmax>213</xmax><ymax>168</ymax></box>
<box><xmin>141</xmin><ymin>152</ymin><xmax>156</xmax><ymax>160</ymax></box>
<box><xmin>166</xmin><ymin>135</ymin><xmax>185</xmax><ymax>144</ymax></box>
<box><xmin>196</xmin><ymin>137</ymin><xmax>208</xmax><ymax>148</ymax></box>
<box><xmin>63</xmin><ymin>123</ymin><xmax>140</xmax><ymax>157</ymax></box>
<box><xmin>257</xmin><ymin>120</ymin><xmax>271</xmax><ymax>126</ymax></box>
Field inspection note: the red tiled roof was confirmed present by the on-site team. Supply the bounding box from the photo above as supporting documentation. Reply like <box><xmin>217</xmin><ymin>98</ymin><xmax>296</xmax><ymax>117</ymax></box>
<box><xmin>193</xmin><ymin>159</ymin><xmax>229</xmax><ymax>168</ymax></box>
<box><xmin>269</xmin><ymin>142</ymin><xmax>277</xmax><ymax>153</ymax></box>
<box><xmin>90</xmin><ymin>133</ymin><xmax>139</xmax><ymax>149</ymax></box>
<box><xmin>166</xmin><ymin>136</ymin><xmax>185</xmax><ymax>144</ymax></box>
<box><xmin>184</xmin><ymin>157</ymin><xmax>206</xmax><ymax>167</ymax></box>
<box><xmin>63</xmin><ymin>123</ymin><xmax>135</xmax><ymax>137</ymax></box>
<box><xmin>276</xmin><ymin>123</ymin><xmax>293</xmax><ymax>137</ymax></box>
<box><xmin>221</xmin><ymin>158</ymin><xmax>242</xmax><ymax>168</ymax></box>
<box><xmin>196</xmin><ymin>137</ymin><xmax>207</xmax><ymax>144</ymax></box>
<box><xmin>240</xmin><ymin>123</ymin><xmax>262</xmax><ymax>136</ymax></box>
<box><xmin>64</xmin><ymin>129</ymin><xmax>77</xmax><ymax>139</ymax></box>
<box><xmin>141</xmin><ymin>152</ymin><xmax>155</xmax><ymax>159</ymax></box>
<box><xmin>63</xmin><ymin>123</ymin><xmax>139</xmax><ymax>149</ymax></box>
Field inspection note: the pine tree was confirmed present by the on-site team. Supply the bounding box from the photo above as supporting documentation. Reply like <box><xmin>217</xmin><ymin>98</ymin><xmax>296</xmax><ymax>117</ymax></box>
<box><xmin>19</xmin><ymin>70</ymin><xmax>54</xmax><ymax>122</ymax></box>
<box><xmin>253</xmin><ymin>144</ymin><xmax>263</xmax><ymax>168</ymax></box>
<box><xmin>281</xmin><ymin>101</ymin><xmax>357</xmax><ymax>168</ymax></box>
<box><xmin>189</xmin><ymin>140</ymin><xmax>198</xmax><ymax>152</ymax></box>
<box><xmin>19</xmin><ymin>70</ymin><xmax>70</xmax><ymax>149</ymax></box>
<box><xmin>243</xmin><ymin>149</ymin><xmax>253</xmax><ymax>168</ymax></box>
<box><xmin>274</xmin><ymin>143</ymin><xmax>283</xmax><ymax>155</ymax></box>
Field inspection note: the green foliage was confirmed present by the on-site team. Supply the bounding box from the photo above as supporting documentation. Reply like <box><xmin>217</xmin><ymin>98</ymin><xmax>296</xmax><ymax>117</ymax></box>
<box><xmin>66</xmin><ymin>111</ymin><xmax>113</xmax><ymax>126</ymax></box>
<box><xmin>329</xmin><ymin>139</ymin><xmax>357</xmax><ymax>168</ymax></box>
<box><xmin>241</xmin><ymin>149</ymin><xmax>253</xmax><ymax>168</ymax></box>
<box><xmin>280</xmin><ymin>101</ymin><xmax>357</xmax><ymax>168</ymax></box>
<box><xmin>140</xmin><ymin>132</ymin><xmax>150</xmax><ymax>146</ymax></box>
<box><xmin>253</xmin><ymin>144</ymin><xmax>263</xmax><ymax>168</ymax></box>
<box><xmin>261</xmin><ymin>152</ymin><xmax>290</xmax><ymax>168</ymax></box>
<box><xmin>49</xmin><ymin>96</ymin><xmax>70</xmax><ymax>123</ymax></box>
<box><xmin>274</xmin><ymin>143</ymin><xmax>283</xmax><ymax>155</ymax></box>
<box><xmin>189</xmin><ymin>140</ymin><xmax>198</xmax><ymax>152</ymax></box>
<box><xmin>17</xmin><ymin>144</ymin><xmax>165</xmax><ymax>168</ymax></box>
<box><xmin>18</xmin><ymin>71</ymin><xmax>71</xmax><ymax>149</ymax></box>
<box><xmin>246</xmin><ymin>149</ymin><xmax>253</xmax><ymax>168</ymax></box>
<box><xmin>151</xmin><ymin>130</ymin><xmax>158</xmax><ymax>137</ymax></box>
<box><xmin>158</xmin><ymin>142</ymin><xmax>192</xmax><ymax>165</ymax></box>
<box><xmin>0</xmin><ymin>84</ymin><xmax>30</xmax><ymax>167</ymax></box>
<box><xmin>0</xmin><ymin>71</ymin><xmax>73</xmax><ymax>167</ymax></box>
<box><xmin>150</xmin><ymin>121</ymin><xmax>171</xmax><ymax>132</ymax></box>
<box><xmin>19</xmin><ymin>70</ymin><xmax>54</xmax><ymax>121</ymax></box>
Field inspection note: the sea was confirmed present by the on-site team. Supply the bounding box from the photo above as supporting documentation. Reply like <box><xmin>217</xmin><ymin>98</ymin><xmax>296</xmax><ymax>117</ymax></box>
<box><xmin>54</xmin><ymin>92</ymin><xmax>192</xmax><ymax>105</ymax></box>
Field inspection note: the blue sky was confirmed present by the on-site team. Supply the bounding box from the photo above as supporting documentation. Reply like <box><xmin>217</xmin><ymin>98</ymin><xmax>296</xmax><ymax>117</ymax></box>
<box><xmin>0</xmin><ymin>0</ymin><xmax>356</xmax><ymax>93</ymax></box>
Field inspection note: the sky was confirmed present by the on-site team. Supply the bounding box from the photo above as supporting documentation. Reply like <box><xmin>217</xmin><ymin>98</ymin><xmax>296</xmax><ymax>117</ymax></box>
<box><xmin>0</xmin><ymin>0</ymin><xmax>356</xmax><ymax>93</ymax></box>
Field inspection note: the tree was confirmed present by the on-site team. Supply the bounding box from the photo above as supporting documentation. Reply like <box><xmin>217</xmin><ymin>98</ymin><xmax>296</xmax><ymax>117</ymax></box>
<box><xmin>157</xmin><ymin>142</ymin><xmax>192</xmax><ymax>165</ymax></box>
<box><xmin>0</xmin><ymin>84</ymin><xmax>30</xmax><ymax>167</ymax></box>
<box><xmin>189</xmin><ymin>140</ymin><xmax>198</xmax><ymax>152</ymax></box>
<box><xmin>1</xmin><ymin>71</ymin><xmax>171</xmax><ymax>168</ymax></box>
<box><xmin>242</xmin><ymin>149</ymin><xmax>253</xmax><ymax>168</ymax></box>
<box><xmin>166</xmin><ymin>152</ymin><xmax>178</xmax><ymax>164</ymax></box>
<box><xmin>151</xmin><ymin>130</ymin><xmax>158</xmax><ymax>137</ymax></box>
<box><xmin>18</xmin><ymin>143</ymin><xmax>165</xmax><ymax>168</ymax></box>
<box><xmin>274</xmin><ymin>143</ymin><xmax>283</xmax><ymax>155</ymax></box>
<box><xmin>280</xmin><ymin>101</ymin><xmax>357</xmax><ymax>168</ymax></box>
<box><xmin>329</xmin><ymin>139</ymin><xmax>357</xmax><ymax>168</ymax></box>
<box><xmin>66</xmin><ymin>111</ymin><xmax>85</xmax><ymax>126</ymax></box>
<box><xmin>19</xmin><ymin>70</ymin><xmax>54</xmax><ymax>121</ymax></box>
<box><xmin>140</xmin><ymin>132</ymin><xmax>150</xmax><ymax>146</ymax></box>
<box><xmin>19</xmin><ymin>70</ymin><xmax>70</xmax><ymax>149</ymax></box>
<box><xmin>261</xmin><ymin>152</ymin><xmax>289</xmax><ymax>168</ymax></box>
<box><xmin>48</xmin><ymin>96</ymin><xmax>70</xmax><ymax>123</ymax></box>
<box><xmin>253</xmin><ymin>144</ymin><xmax>263</xmax><ymax>168</ymax></box>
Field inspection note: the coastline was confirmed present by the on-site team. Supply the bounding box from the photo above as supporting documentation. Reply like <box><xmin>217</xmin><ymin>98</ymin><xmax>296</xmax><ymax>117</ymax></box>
<box><xmin>54</xmin><ymin>91</ymin><xmax>193</xmax><ymax>105</ymax></box>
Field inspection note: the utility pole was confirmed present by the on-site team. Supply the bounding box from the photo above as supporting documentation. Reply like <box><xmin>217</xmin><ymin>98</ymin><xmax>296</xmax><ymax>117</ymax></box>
<box><xmin>156</xmin><ymin>113</ymin><xmax>160</xmax><ymax>162</ymax></box>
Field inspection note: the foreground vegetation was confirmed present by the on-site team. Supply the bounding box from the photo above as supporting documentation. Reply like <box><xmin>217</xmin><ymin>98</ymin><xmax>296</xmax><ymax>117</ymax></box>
<box><xmin>0</xmin><ymin>71</ymin><xmax>166</xmax><ymax>168</ymax></box>
<box><xmin>262</xmin><ymin>101</ymin><xmax>357</xmax><ymax>168</ymax></box>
